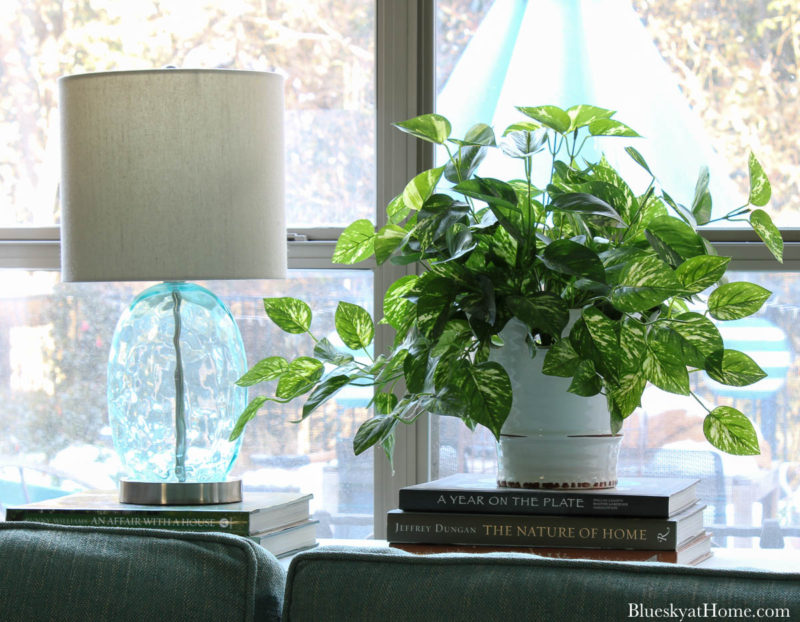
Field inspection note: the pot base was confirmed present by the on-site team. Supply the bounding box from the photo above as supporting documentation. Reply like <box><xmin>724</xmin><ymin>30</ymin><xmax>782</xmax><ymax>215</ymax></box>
<box><xmin>496</xmin><ymin>478</ymin><xmax>618</xmax><ymax>489</ymax></box>
<box><xmin>496</xmin><ymin>433</ymin><xmax>623</xmax><ymax>490</ymax></box>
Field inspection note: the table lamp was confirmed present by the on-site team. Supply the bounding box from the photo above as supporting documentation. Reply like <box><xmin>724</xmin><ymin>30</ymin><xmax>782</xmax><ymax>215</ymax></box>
<box><xmin>59</xmin><ymin>69</ymin><xmax>286</xmax><ymax>504</ymax></box>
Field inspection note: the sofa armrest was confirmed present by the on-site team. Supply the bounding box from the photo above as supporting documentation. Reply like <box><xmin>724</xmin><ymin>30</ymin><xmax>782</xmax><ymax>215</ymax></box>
<box><xmin>0</xmin><ymin>521</ymin><xmax>286</xmax><ymax>622</ymax></box>
<box><xmin>283</xmin><ymin>545</ymin><xmax>799</xmax><ymax>622</ymax></box>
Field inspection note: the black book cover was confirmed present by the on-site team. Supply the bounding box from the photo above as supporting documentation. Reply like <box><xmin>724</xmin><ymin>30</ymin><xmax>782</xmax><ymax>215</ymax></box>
<box><xmin>387</xmin><ymin>502</ymin><xmax>706</xmax><ymax>550</ymax></box>
<box><xmin>399</xmin><ymin>473</ymin><xmax>699</xmax><ymax>517</ymax></box>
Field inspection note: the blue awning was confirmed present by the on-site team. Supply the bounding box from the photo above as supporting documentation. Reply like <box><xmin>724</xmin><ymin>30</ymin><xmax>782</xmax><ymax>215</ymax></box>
<box><xmin>438</xmin><ymin>0</ymin><xmax>743</xmax><ymax>216</ymax></box>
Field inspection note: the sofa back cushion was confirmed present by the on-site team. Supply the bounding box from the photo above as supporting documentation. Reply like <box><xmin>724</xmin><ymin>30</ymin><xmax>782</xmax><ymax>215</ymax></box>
<box><xmin>283</xmin><ymin>546</ymin><xmax>800</xmax><ymax>622</ymax></box>
<box><xmin>0</xmin><ymin>521</ymin><xmax>286</xmax><ymax>622</ymax></box>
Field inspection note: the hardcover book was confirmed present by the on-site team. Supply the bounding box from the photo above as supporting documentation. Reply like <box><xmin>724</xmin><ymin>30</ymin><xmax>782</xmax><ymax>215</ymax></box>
<box><xmin>5</xmin><ymin>490</ymin><xmax>312</xmax><ymax>537</ymax></box>
<box><xmin>390</xmin><ymin>532</ymin><xmax>713</xmax><ymax>566</ymax></box>
<box><xmin>251</xmin><ymin>519</ymin><xmax>319</xmax><ymax>558</ymax></box>
<box><xmin>399</xmin><ymin>473</ymin><xmax>699</xmax><ymax>518</ymax></box>
<box><xmin>387</xmin><ymin>502</ymin><xmax>706</xmax><ymax>550</ymax></box>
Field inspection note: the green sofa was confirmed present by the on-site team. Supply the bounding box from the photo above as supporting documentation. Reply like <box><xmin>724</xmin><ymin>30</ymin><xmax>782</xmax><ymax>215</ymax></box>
<box><xmin>0</xmin><ymin>522</ymin><xmax>286</xmax><ymax>622</ymax></box>
<box><xmin>2</xmin><ymin>522</ymin><xmax>798</xmax><ymax>622</ymax></box>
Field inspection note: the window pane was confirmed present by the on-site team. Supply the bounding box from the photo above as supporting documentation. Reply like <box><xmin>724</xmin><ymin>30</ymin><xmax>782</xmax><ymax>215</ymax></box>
<box><xmin>0</xmin><ymin>270</ymin><xmax>374</xmax><ymax>539</ymax></box>
<box><xmin>431</xmin><ymin>271</ymin><xmax>800</xmax><ymax>548</ymax></box>
<box><xmin>436</xmin><ymin>0</ymin><xmax>798</xmax><ymax>225</ymax></box>
<box><xmin>1</xmin><ymin>0</ymin><xmax>375</xmax><ymax>227</ymax></box>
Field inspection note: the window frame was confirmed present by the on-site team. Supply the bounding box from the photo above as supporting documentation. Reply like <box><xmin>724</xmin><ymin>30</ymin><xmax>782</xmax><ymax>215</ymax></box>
<box><xmin>2</xmin><ymin>0</ymin><xmax>799</xmax><ymax>540</ymax></box>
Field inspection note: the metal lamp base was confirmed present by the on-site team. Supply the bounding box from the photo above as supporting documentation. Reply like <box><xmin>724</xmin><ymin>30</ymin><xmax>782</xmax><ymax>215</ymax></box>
<box><xmin>119</xmin><ymin>479</ymin><xmax>242</xmax><ymax>505</ymax></box>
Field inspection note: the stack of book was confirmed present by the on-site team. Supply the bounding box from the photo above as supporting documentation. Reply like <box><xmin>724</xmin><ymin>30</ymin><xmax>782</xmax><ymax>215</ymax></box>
<box><xmin>388</xmin><ymin>473</ymin><xmax>711</xmax><ymax>565</ymax></box>
<box><xmin>6</xmin><ymin>489</ymin><xmax>318</xmax><ymax>558</ymax></box>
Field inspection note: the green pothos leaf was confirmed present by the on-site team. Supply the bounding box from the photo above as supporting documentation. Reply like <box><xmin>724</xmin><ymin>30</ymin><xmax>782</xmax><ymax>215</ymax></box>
<box><xmin>705</xmin><ymin>349</ymin><xmax>767</xmax><ymax>387</ymax></box>
<box><xmin>610</xmin><ymin>254</ymin><xmax>682</xmax><ymax>313</ymax></box>
<box><xmin>335</xmin><ymin>301</ymin><xmax>374</xmax><ymax>350</ymax></box>
<box><xmin>333</xmin><ymin>219</ymin><xmax>376</xmax><ymax>264</ymax></box>
<box><xmin>708</xmin><ymin>282</ymin><xmax>771</xmax><ymax>321</ymax></box>
<box><xmin>542</xmin><ymin>338</ymin><xmax>581</xmax><ymax>377</ymax></box>
<box><xmin>229</xmin><ymin>396</ymin><xmax>269</xmax><ymax>441</ymax></box>
<box><xmin>643</xmin><ymin>344</ymin><xmax>690</xmax><ymax>395</ymax></box>
<box><xmin>663</xmin><ymin>312</ymin><xmax>723</xmax><ymax>360</ymax></box>
<box><xmin>263</xmin><ymin>297</ymin><xmax>312</xmax><ymax>334</ymax></box>
<box><xmin>353</xmin><ymin>415</ymin><xmax>398</xmax><ymax>455</ymax></box>
<box><xmin>675</xmin><ymin>255</ymin><xmax>730</xmax><ymax>294</ymax></box>
<box><xmin>568</xmin><ymin>359</ymin><xmax>602</xmax><ymax>397</ymax></box>
<box><xmin>403</xmin><ymin>167</ymin><xmax>444</xmax><ymax>211</ymax></box>
<box><xmin>374</xmin><ymin>224</ymin><xmax>407</xmax><ymax>264</ymax></box>
<box><xmin>747</xmin><ymin>152</ymin><xmax>771</xmax><ymax>207</ymax></box>
<box><xmin>517</xmin><ymin>105</ymin><xmax>571</xmax><ymax>133</ymax></box>
<box><xmin>704</xmin><ymin>406</ymin><xmax>760</xmax><ymax>455</ymax></box>
<box><xmin>383</xmin><ymin>275</ymin><xmax>418</xmax><ymax>331</ymax></box>
<box><xmin>453</xmin><ymin>360</ymin><xmax>512</xmax><ymax>440</ymax></box>
<box><xmin>236</xmin><ymin>356</ymin><xmax>289</xmax><ymax>387</ymax></box>
<box><xmin>301</xmin><ymin>375</ymin><xmax>352</xmax><ymax>420</ymax></box>
<box><xmin>394</xmin><ymin>113</ymin><xmax>452</xmax><ymax>144</ymax></box>
<box><xmin>374</xmin><ymin>392</ymin><xmax>399</xmax><ymax>415</ymax></box>
<box><xmin>313</xmin><ymin>338</ymin><xmax>355</xmax><ymax>366</ymax></box>
<box><xmin>607</xmin><ymin>371</ymin><xmax>646</xmax><ymax>418</ymax></box>
<box><xmin>749</xmin><ymin>209</ymin><xmax>783</xmax><ymax>263</ymax></box>
<box><xmin>275</xmin><ymin>357</ymin><xmax>324</xmax><ymax>400</ymax></box>
<box><xmin>588</xmin><ymin>118</ymin><xmax>640</xmax><ymax>137</ymax></box>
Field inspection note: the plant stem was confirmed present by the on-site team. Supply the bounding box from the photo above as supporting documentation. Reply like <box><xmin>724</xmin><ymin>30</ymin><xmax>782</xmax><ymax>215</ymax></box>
<box><xmin>690</xmin><ymin>391</ymin><xmax>712</xmax><ymax>414</ymax></box>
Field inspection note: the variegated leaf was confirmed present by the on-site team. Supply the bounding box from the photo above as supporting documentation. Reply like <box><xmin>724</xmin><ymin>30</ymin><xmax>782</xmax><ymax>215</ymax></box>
<box><xmin>708</xmin><ymin>282</ymin><xmax>771</xmax><ymax>321</ymax></box>
<box><xmin>393</xmin><ymin>113</ymin><xmax>451</xmax><ymax>144</ymax></box>
<box><xmin>582</xmin><ymin>307</ymin><xmax>620</xmax><ymax>377</ymax></box>
<box><xmin>643</xmin><ymin>346</ymin><xmax>690</xmax><ymax>395</ymax></box>
<box><xmin>610</xmin><ymin>255</ymin><xmax>682</xmax><ymax>312</ymax></box>
<box><xmin>403</xmin><ymin>167</ymin><xmax>444</xmax><ymax>211</ymax></box>
<box><xmin>706</xmin><ymin>349</ymin><xmax>767</xmax><ymax>387</ymax></box>
<box><xmin>335</xmin><ymin>301</ymin><xmax>374</xmax><ymax>350</ymax></box>
<box><xmin>236</xmin><ymin>356</ymin><xmax>289</xmax><ymax>387</ymax></box>
<box><xmin>747</xmin><ymin>152</ymin><xmax>771</xmax><ymax>207</ymax></box>
<box><xmin>275</xmin><ymin>357</ymin><xmax>324</xmax><ymax>400</ymax></box>
<box><xmin>675</xmin><ymin>255</ymin><xmax>730</xmax><ymax>294</ymax></box>
<box><xmin>453</xmin><ymin>360</ymin><xmax>512</xmax><ymax>439</ymax></box>
<box><xmin>648</xmin><ymin>322</ymin><xmax>705</xmax><ymax>369</ymax></box>
<box><xmin>666</xmin><ymin>312</ymin><xmax>723</xmax><ymax>358</ymax></box>
<box><xmin>607</xmin><ymin>371</ymin><xmax>647</xmax><ymax>417</ymax></box>
<box><xmin>704</xmin><ymin>407</ymin><xmax>760</xmax><ymax>455</ymax></box>
<box><xmin>542</xmin><ymin>338</ymin><xmax>581</xmax><ymax>377</ymax></box>
<box><xmin>568</xmin><ymin>359</ymin><xmax>602</xmax><ymax>396</ymax></box>
<box><xmin>618</xmin><ymin>317</ymin><xmax>647</xmax><ymax>372</ymax></box>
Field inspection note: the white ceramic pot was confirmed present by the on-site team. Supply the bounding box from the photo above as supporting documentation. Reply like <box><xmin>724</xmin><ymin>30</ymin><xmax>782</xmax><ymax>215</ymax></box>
<box><xmin>491</xmin><ymin>317</ymin><xmax>622</xmax><ymax>489</ymax></box>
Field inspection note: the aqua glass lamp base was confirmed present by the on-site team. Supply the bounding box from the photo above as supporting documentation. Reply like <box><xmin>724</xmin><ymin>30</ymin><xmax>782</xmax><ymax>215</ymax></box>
<box><xmin>108</xmin><ymin>281</ymin><xmax>247</xmax><ymax>505</ymax></box>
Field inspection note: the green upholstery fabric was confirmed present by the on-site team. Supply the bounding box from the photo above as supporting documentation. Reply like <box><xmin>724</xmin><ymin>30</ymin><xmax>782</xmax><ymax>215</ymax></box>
<box><xmin>0</xmin><ymin>521</ymin><xmax>286</xmax><ymax>622</ymax></box>
<box><xmin>283</xmin><ymin>546</ymin><xmax>800</xmax><ymax>622</ymax></box>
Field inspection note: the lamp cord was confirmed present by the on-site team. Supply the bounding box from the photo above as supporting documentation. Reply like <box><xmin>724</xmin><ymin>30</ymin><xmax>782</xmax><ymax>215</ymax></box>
<box><xmin>172</xmin><ymin>288</ymin><xmax>187</xmax><ymax>482</ymax></box>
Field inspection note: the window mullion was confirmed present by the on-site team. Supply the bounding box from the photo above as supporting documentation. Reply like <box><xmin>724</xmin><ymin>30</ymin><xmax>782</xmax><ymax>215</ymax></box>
<box><xmin>373</xmin><ymin>0</ymin><xmax>435</xmax><ymax>539</ymax></box>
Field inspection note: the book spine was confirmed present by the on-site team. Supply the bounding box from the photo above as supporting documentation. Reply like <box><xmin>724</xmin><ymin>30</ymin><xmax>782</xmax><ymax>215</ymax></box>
<box><xmin>387</xmin><ymin>511</ymin><xmax>678</xmax><ymax>550</ymax></box>
<box><xmin>390</xmin><ymin>543</ymin><xmax>679</xmax><ymax>563</ymax></box>
<box><xmin>398</xmin><ymin>489</ymin><xmax>666</xmax><ymax>517</ymax></box>
<box><xmin>5</xmin><ymin>509</ymin><xmax>252</xmax><ymax>536</ymax></box>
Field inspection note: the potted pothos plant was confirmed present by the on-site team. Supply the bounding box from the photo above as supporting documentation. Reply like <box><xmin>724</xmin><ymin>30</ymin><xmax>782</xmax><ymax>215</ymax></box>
<box><xmin>230</xmin><ymin>104</ymin><xmax>783</xmax><ymax>485</ymax></box>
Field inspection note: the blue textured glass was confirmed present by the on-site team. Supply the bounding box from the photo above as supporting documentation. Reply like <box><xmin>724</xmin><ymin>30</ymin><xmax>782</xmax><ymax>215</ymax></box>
<box><xmin>108</xmin><ymin>281</ymin><xmax>246</xmax><ymax>483</ymax></box>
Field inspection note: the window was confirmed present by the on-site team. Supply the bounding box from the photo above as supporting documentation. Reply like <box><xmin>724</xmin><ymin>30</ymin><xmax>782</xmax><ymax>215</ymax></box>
<box><xmin>4</xmin><ymin>0</ymin><xmax>798</xmax><ymax>549</ymax></box>
<box><xmin>0</xmin><ymin>0</ymin><xmax>376</xmax><ymax>538</ymax></box>
<box><xmin>430</xmin><ymin>0</ymin><xmax>800</xmax><ymax>548</ymax></box>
